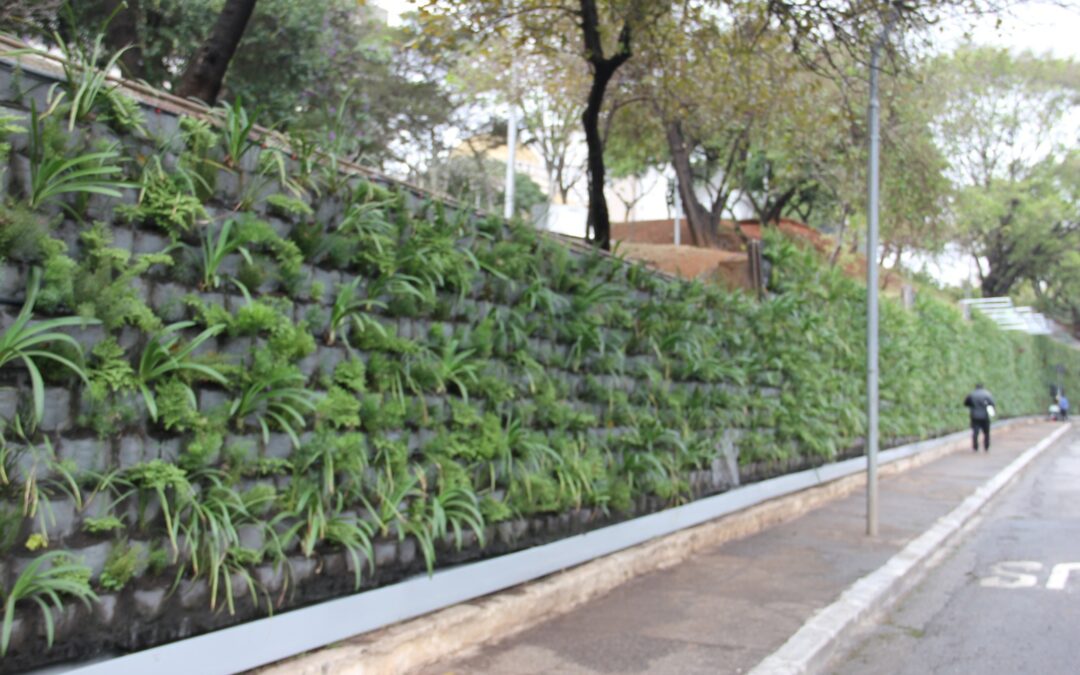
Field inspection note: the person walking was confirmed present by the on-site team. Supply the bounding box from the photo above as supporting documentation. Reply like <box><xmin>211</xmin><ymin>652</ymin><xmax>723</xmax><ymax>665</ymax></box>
<box><xmin>964</xmin><ymin>383</ymin><xmax>996</xmax><ymax>452</ymax></box>
<box><xmin>1058</xmin><ymin>392</ymin><xmax>1069</xmax><ymax>421</ymax></box>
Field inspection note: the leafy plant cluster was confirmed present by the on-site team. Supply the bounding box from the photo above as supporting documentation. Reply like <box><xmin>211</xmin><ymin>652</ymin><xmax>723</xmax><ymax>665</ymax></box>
<box><xmin>1</xmin><ymin>75</ymin><xmax>1077</xmax><ymax>665</ymax></box>
<box><xmin>753</xmin><ymin>230</ymin><xmax>1075</xmax><ymax>462</ymax></box>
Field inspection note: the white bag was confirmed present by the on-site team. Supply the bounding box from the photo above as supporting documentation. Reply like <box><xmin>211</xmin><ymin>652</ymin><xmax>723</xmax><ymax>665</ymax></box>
<box><xmin>987</xmin><ymin>404</ymin><xmax>996</xmax><ymax>419</ymax></box>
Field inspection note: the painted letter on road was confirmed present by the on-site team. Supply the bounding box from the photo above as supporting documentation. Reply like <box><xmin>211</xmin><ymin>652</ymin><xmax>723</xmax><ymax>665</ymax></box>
<box><xmin>980</xmin><ymin>561</ymin><xmax>1043</xmax><ymax>589</ymax></box>
<box><xmin>1046</xmin><ymin>563</ymin><xmax>1080</xmax><ymax>591</ymax></box>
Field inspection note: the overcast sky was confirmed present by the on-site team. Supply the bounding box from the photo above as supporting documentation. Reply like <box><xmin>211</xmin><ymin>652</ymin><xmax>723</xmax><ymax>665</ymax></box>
<box><xmin>939</xmin><ymin>1</ymin><xmax>1080</xmax><ymax>58</ymax></box>
<box><xmin>374</xmin><ymin>0</ymin><xmax>1080</xmax><ymax>59</ymax></box>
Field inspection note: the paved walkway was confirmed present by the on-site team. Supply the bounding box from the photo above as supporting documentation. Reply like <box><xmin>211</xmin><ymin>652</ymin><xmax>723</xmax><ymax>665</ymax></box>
<box><xmin>417</xmin><ymin>422</ymin><xmax>1070</xmax><ymax>675</ymax></box>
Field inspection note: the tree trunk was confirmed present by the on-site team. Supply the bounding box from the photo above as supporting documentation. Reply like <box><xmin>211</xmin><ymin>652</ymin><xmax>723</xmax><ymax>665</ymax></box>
<box><xmin>102</xmin><ymin>0</ymin><xmax>144</xmax><ymax>79</ymax></box>
<box><xmin>829</xmin><ymin>205</ymin><xmax>851</xmax><ymax>267</ymax></box>
<box><xmin>763</xmin><ymin>186</ymin><xmax>797</xmax><ymax>224</ymax></box>
<box><xmin>665</xmin><ymin>121</ymin><xmax>721</xmax><ymax>248</ymax></box>
<box><xmin>579</xmin><ymin>0</ymin><xmax>631</xmax><ymax>251</ymax></box>
<box><xmin>176</xmin><ymin>0</ymin><xmax>258</xmax><ymax>105</ymax></box>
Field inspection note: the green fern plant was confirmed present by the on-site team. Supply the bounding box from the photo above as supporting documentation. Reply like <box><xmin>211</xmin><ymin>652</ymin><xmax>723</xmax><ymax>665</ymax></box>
<box><xmin>230</xmin><ymin>367</ymin><xmax>317</xmax><ymax>447</ymax></box>
<box><xmin>200</xmin><ymin>219</ymin><xmax>253</xmax><ymax>290</ymax></box>
<box><xmin>50</xmin><ymin>32</ymin><xmax>132</xmax><ymax>131</ymax></box>
<box><xmin>214</xmin><ymin>98</ymin><xmax>260</xmax><ymax>169</ymax></box>
<box><xmin>120</xmin><ymin>157</ymin><xmax>208</xmax><ymax>237</ymax></box>
<box><xmin>26</xmin><ymin>107</ymin><xmax>131</xmax><ymax>210</ymax></box>
<box><xmin>326</xmin><ymin>278</ymin><xmax>387</xmax><ymax>347</ymax></box>
<box><xmin>0</xmin><ymin>270</ymin><xmax>97</xmax><ymax>426</ymax></box>
<box><xmin>137</xmin><ymin>321</ymin><xmax>228</xmax><ymax>422</ymax></box>
<box><xmin>1</xmin><ymin>551</ymin><xmax>97</xmax><ymax>655</ymax></box>
<box><xmin>324</xmin><ymin>511</ymin><xmax>376</xmax><ymax>590</ymax></box>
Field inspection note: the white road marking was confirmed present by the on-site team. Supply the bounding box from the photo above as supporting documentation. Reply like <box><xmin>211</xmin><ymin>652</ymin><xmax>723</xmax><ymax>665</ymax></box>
<box><xmin>979</xmin><ymin>561</ymin><xmax>1043</xmax><ymax>588</ymax></box>
<box><xmin>1046</xmin><ymin>563</ymin><xmax>1080</xmax><ymax>591</ymax></box>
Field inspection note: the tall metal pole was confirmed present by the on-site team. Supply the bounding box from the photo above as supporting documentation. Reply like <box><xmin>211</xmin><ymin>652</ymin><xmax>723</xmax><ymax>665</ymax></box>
<box><xmin>866</xmin><ymin>27</ymin><xmax>884</xmax><ymax>537</ymax></box>
<box><xmin>673</xmin><ymin>187</ymin><xmax>682</xmax><ymax>247</ymax></box>
<box><xmin>503</xmin><ymin>69</ymin><xmax>518</xmax><ymax>221</ymax></box>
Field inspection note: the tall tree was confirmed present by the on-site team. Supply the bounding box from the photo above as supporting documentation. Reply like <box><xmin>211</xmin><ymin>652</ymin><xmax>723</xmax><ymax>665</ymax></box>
<box><xmin>420</xmin><ymin>0</ymin><xmax>668</xmax><ymax>249</ymax></box>
<box><xmin>3</xmin><ymin>1</ymin><xmax>458</xmax><ymax>172</ymax></box>
<box><xmin>927</xmin><ymin>46</ymin><xmax>1080</xmax><ymax>297</ymax></box>
<box><xmin>175</xmin><ymin>0</ymin><xmax>258</xmax><ymax>104</ymax></box>
<box><xmin>451</xmin><ymin>38</ymin><xmax>589</xmax><ymax>206</ymax></box>
<box><xmin>577</xmin><ymin>0</ymin><xmax>631</xmax><ymax>249</ymax></box>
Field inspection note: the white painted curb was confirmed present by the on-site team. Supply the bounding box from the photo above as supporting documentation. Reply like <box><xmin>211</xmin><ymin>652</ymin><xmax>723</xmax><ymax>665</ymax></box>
<box><xmin>749</xmin><ymin>422</ymin><xmax>1073</xmax><ymax>675</ymax></box>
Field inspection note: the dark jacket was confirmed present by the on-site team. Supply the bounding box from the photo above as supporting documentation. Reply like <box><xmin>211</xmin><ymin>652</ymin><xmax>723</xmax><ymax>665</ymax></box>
<box><xmin>964</xmin><ymin>387</ymin><xmax>996</xmax><ymax>421</ymax></box>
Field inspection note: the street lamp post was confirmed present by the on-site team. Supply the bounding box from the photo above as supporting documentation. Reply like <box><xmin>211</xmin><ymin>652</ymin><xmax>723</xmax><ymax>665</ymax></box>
<box><xmin>504</xmin><ymin>68</ymin><xmax>518</xmax><ymax>221</ymax></box>
<box><xmin>866</xmin><ymin>13</ymin><xmax>894</xmax><ymax>537</ymax></box>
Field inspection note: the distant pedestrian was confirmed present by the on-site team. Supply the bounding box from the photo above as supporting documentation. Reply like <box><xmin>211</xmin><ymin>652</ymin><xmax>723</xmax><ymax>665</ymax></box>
<box><xmin>1058</xmin><ymin>392</ymin><xmax>1069</xmax><ymax>421</ymax></box>
<box><xmin>964</xmin><ymin>383</ymin><xmax>996</xmax><ymax>452</ymax></box>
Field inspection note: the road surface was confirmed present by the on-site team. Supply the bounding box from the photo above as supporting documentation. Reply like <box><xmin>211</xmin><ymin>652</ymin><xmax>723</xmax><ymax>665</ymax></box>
<box><xmin>831</xmin><ymin>427</ymin><xmax>1080</xmax><ymax>674</ymax></box>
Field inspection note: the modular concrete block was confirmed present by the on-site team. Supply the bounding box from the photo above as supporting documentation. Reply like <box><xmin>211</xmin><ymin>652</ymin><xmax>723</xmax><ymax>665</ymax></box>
<box><xmin>266</xmin><ymin>216</ymin><xmax>292</xmax><ymax>238</ymax></box>
<box><xmin>129</xmin><ymin>274</ymin><xmax>153</xmax><ymax>304</ymax></box>
<box><xmin>374</xmin><ymin>541</ymin><xmax>397</xmax><ymax>567</ymax></box>
<box><xmin>142</xmin><ymin>109</ymin><xmax>181</xmax><ymax>144</ymax></box>
<box><xmin>38</xmin><ymin>388</ymin><xmax>72</xmax><ymax>432</ymax></box>
<box><xmin>179</xmin><ymin>578</ymin><xmax>209</xmax><ymax>610</ymax></box>
<box><xmin>117</xmin><ymin>326</ymin><xmax>142</xmax><ymax>350</ymax></box>
<box><xmin>314</xmin><ymin>196</ymin><xmax>344</xmax><ymax>225</ymax></box>
<box><xmin>0</xmin><ymin>264</ymin><xmax>25</xmax><ymax>298</ymax></box>
<box><xmin>225</xmin><ymin>435</ymin><xmax>258</xmax><ymax>461</ymax></box>
<box><xmin>118</xmin><ymin>436</ymin><xmax>145</xmax><ymax>466</ymax></box>
<box><xmin>397</xmin><ymin>538</ymin><xmax>417</xmax><ymax>567</ymax></box>
<box><xmin>150</xmin><ymin>282</ymin><xmax>190</xmax><ymax>322</ymax></box>
<box><xmin>238</xmin><ymin>524</ymin><xmax>265</xmax><ymax>552</ymax></box>
<box><xmin>62</xmin><ymin>437</ymin><xmax>109</xmax><ymax>473</ymax></box>
<box><xmin>64</xmin><ymin>323</ymin><xmax>107</xmax><ymax>354</ymax></box>
<box><xmin>134</xmin><ymin>588</ymin><xmax>168</xmax><ymax>618</ymax></box>
<box><xmin>263</xmin><ymin>433</ymin><xmax>294</xmax><ymax>460</ymax></box>
<box><xmin>216</xmin><ymin>170</ymin><xmax>240</xmax><ymax>202</ymax></box>
<box><xmin>44</xmin><ymin>498</ymin><xmax>79</xmax><ymax>540</ymax></box>
<box><xmin>220</xmin><ymin>336</ymin><xmax>255</xmax><ymax>360</ymax></box>
<box><xmin>154</xmin><ymin>436</ymin><xmax>181</xmax><ymax>462</ymax></box>
<box><xmin>254</xmin><ymin>563</ymin><xmax>288</xmax><ymax>594</ymax></box>
<box><xmin>312</xmin><ymin>268</ymin><xmax>343</xmax><ymax>295</ymax></box>
<box><xmin>198</xmin><ymin>388</ymin><xmax>230</xmax><ymax>413</ymax></box>
<box><xmin>133</xmin><ymin>230</ymin><xmax>170</xmax><ymax>255</ymax></box>
<box><xmin>289</xmin><ymin>556</ymin><xmax>318</xmax><ymax>585</ymax></box>
<box><xmin>78</xmin><ymin>541</ymin><xmax>113</xmax><ymax>577</ymax></box>
<box><xmin>0</xmin><ymin>386</ymin><xmax>19</xmax><ymax>421</ymax></box>
<box><xmin>317</xmin><ymin>346</ymin><xmax>348</xmax><ymax>375</ymax></box>
<box><xmin>94</xmin><ymin>593</ymin><xmax>119</xmax><ymax>625</ymax></box>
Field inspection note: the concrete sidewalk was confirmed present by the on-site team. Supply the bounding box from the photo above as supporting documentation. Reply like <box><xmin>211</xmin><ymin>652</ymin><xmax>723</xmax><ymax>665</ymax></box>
<box><xmin>416</xmin><ymin>422</ymin><xmax>1072</xmax><ymax>675</ymax></box>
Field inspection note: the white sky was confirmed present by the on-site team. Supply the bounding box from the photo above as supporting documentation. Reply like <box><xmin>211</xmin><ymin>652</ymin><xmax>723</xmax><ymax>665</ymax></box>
<box><xmin>373</xmin><ymin>1</ymin><xmax>1080</xmax><ymax>57</ymax></box>
<box><xmin>372</xmin><ymin>0</ymin><xmax>412</xmax><ymax>25</ymax></box>
<box><xmin>936</xmin><ymin>2</ymin><xmax>1080</xmax><ymax>59</ymax></box>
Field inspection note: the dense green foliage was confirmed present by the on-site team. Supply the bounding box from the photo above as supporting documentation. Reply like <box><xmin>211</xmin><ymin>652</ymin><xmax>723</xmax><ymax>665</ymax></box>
<box><xmin>757</xmin><ymin>233</ymin><xmax>1073</xmax><ymax>460</ymax></box>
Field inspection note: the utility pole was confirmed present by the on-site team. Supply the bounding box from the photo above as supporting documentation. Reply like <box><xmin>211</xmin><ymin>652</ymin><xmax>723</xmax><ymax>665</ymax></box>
<box><xmin>504</xmin><ymin>66</ymin><xmax>518</xmax><ymax>221</ymax></box>
<box><xmin>866</xmin><ymin>12</ymin><xmax>894</xmax><ymax>537</ymax></box>
<box><xmin>673</xmin><ymin>185</ymin><xmax>682</xmax><ymax>247</ymax></box>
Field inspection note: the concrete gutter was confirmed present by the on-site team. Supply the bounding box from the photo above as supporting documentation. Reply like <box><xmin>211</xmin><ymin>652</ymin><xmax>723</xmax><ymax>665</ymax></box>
<box><xmin>749</xmin><ymin>421</ymin><xmax>1072</xmax><ymax>675</ymax></box>
<box><xmin>251</xmin><ymin>419</ymin><xmax>1038</xmax><ymax>675</ymax></box>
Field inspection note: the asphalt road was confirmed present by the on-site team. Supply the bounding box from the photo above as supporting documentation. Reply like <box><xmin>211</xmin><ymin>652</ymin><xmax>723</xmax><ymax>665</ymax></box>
<box><xmin>830</xmin><ymin>426</ymin><xmax>1080</xmax><ymax>675</ymax></box>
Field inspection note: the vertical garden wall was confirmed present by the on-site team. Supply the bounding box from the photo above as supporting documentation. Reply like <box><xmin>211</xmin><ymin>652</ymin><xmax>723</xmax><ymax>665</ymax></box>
<box><xmin>0</xmin><ymin>56</ymin><xmax>1076</xmax><ymax>671</ymax></box>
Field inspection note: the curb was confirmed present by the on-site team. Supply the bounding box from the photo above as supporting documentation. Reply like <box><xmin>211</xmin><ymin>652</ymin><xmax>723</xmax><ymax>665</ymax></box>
<box><xmin>255</xmin><ymin>419</ymin><xmax>1039</xmax><ymax>675</ymax></box>
<box><xmin>748</xmin><ymin>422</ymin><xmax>1073</xmax><ymax>675</ymax></box>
